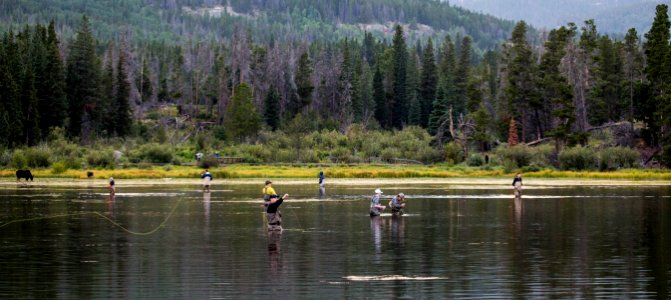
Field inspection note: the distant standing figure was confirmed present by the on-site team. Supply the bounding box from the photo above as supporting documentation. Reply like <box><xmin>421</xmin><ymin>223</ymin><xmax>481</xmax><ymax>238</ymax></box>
<box><xmin>390</xmin><ymin>192</ymin><xmax>406</xmax><ymax>215</ymax></box>
<box><xmin>266</xmin><ymin>194</ymin><xmax>289</xmax><ymax>231</ymax></box>
<box><xmin>512</xmin><ymin>173</ymin><xmax>523</xmax><ymax>197</ymax></box>
<box><xmin>201</xmin><ymin>169</ymin><xmax>213</xmax><ymax>192</ymax></box>
<box><xmin>262</xmin><ymin>180</ymin><xmax>276</xmax><ymax>206</ymax></box>
<box><xmin>109</xmin><ymin>177</ymin><xmax>116</xmax><ymax>194</ymax></box>
<box><xmin>196</xmin><ymin>152</ymin><xmax>203</xmax><ymax>161</ymax></box>
<box><xmin>370</xmin><ymin>188</ymin><xmax>386</xmax><ymax>217</ymax></box>
<box><xmin>318</xmin><ymin>171</ymin><xmax>325</xmax><ymax>187</ymax></box>
<box><xmin>87</xmin><ymin>171</ymin><xmax>94</xmax><ymax>178</ymax></box>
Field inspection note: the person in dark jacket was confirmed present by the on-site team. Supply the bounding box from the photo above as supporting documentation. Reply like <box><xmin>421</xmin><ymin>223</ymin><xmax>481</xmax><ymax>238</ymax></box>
<box><xmin>266</xmin><ymin>193</ymin><xmax>289</xmax><ymax>231</ymax></box>
<box><xmin>390</xmin><ymin>192</ymin><xmax>406</xmax><ymax>215</ymax></box>
<box><xmin>201</xmin><ymin>169</ymin><xmax>213</xmax><ymax>192</ymax></box>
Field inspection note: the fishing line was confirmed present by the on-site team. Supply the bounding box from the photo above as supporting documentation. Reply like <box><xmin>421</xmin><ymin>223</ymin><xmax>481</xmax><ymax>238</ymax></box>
<box><xmin>0</xmin><ymin>198</ymin><xmax>183</xmax><ymax>236</ymax></box>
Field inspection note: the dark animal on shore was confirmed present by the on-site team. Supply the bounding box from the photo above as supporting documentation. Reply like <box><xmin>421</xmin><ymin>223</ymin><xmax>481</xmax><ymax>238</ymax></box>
<box><xmin>87</xmin><ymin>171</ymin><xmax>94</xmax><ymax>178</ymax></box>
<box><xmin>16</xmin><ymin>170</ymin><xmax>33</xmax><ymax>181</ymax></box>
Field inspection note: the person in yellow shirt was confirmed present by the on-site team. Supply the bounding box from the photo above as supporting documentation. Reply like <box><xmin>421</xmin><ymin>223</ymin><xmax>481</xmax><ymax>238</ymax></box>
<box><xmin>262</xmin><ymin>180</ymin><xmax>276</xmax><ymax>206</ymax></box>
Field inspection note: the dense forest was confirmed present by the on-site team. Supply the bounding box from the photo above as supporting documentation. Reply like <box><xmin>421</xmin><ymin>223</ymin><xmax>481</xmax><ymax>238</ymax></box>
<box><xmin>0</xmin><ymin>1</ymin><xmax>670</xmax><ymax>171</ymax></box>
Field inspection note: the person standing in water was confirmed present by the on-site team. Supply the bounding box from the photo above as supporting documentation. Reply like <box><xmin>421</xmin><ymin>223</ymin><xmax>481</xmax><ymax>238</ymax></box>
<box><xmin>201</xmin><ymin>169</ymin><xmax>213</xmax><ymax>192</ymax></box>
<box><xmin>266</xmin><ymin>193</ymin><xmax>289</xmax><ymax>231</ymax></box>
<box><xmin>370</xmin><ymin>188</ymin><xmax>386</xmax><ymax>216</ymax></box>
<box><xmin>512</xmin><ymin>173</ymin><xmax>523</xmax><ymax>197</ymax></box>
<box><xmin>108</xmin><ymin>177</ymin><xmax>116</xmax><ymax>195</ymax></box>
<box><xmin>390</xmin><ymin>192</ymin><xmax>406</xmax><ymax>215</ymax></box>
<box><xmin>263</xmin><ymin>180</ymin><xmax>276</xmax><ymax>206</ymax></box>
<box><xmin>318</xmin><ymin>171</ymin><xmax>325</xmax><ymax>187</ymax></box>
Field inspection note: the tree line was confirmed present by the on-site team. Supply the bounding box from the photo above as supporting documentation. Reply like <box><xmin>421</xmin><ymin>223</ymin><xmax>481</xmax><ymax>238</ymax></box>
<box><xmin>1</xmin><ymin>4</ymin><xmax>670</xmax><ymax>165</ymax></box>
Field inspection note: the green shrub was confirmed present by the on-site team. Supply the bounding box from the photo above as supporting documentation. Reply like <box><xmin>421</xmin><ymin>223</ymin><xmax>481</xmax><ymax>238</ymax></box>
<box><xmin>443</xmin><ymin>142</ymin><xmax>464</xmax><ymax>165</ymax></box>
<box><xmin>24</xmin><ymin>147</ymin><xmax>51</xmax><ymax>168</ymax></box>
<box><xmin>559</xmin><ymin>146</ymin><xmax>597</xmax><ymax>170</ymax></box>
<box><xmin>380</xmin><ymin>148</ymin><xmax>401</xmax><ymax>162</ymax></box>
<box><xmin>86</xmin><ymin>150</ymin><xmax>115</xmax><ymax>168</ymax></box>
<box><xmin>198</xmin><ymin>156</ymin><xmax>220</xmax><ymax>168</ymax></box>
<box><xmin>10</xmin><ymin>150</ymin><xmax>27</xmax><ymax>169</ymax></box>
<box><xmin>0</xmin><ymin>149</ymin><xmax>12</xmax><ymax>167</ymax></box>
<box><xmin>467</xmin><ymin>153</ymin><xmax>485</xmax><ymax>166</ymax></box>
<box><xmin>599</xmin><ymin>147</ymin><xmax>639</xmax><ymax>170</ymax></box>
<box><xmin>495</xmin><ymin>145</ymin><xmax>533</xmax><ymax>168</ymax></box>
<box><xmin>137</xmin><ymin>143</ymin><xmax>173</xmax><ymax>163</ymax></box>
<box><xmin>412</xmin><ymin>147</ymin><xmax>443</xmax><ymax>164</ymax></box>
<box><xmin>330</xmin><ymin>146</ymin><xmax>352</xmax><ymax>163</ymax></box>
<box><xmin>51</xmin><ymin>161</ymin><xmax>68</xmax><ymax>174</ymax></box>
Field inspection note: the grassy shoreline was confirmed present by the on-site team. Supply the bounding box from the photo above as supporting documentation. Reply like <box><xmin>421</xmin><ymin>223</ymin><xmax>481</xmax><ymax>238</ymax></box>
<box><xmin>1</xmin><ymin>164</ymin><xmax>670</xmax><ymax>181</ymax></box>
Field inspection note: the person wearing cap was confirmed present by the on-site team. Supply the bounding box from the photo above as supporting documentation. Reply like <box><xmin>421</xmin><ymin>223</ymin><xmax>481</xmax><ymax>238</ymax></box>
<box><xmin>266</xmin><ymin>193</ymin><xmax>289</xmax><ymax>231</ymax></box>
<box><xmin>370</xmin><ymin>188</ymin><xmax>386</xmax><ymax>216</ymax></box>
<box><xmin>262</xmin><ymin>180</ymin><xmax>276</xmax><ymax>206</ymax></box>
<box><xmin>390</xmin><ymin>192</ymin><xmax>406</xmax><ymax>215</ymax></box>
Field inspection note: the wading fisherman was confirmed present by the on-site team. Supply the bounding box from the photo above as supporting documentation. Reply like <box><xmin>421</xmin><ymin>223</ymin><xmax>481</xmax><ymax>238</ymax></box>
<box><xmin>370</xmin><ymin>188</ymin><xmax>386</xmax><ymax>217</ymax></box>
<box><xmin>390</xmin><ymin>192</ymin><xmax>406</xmax><ymax>215</ymax></box>
<box><xmin>318</xmin><ymin>171</ymin><xmax>325</xmax><ymax>187</ymax></box>
<box><xmin>262</xmin><ymin>180</ymin><xmax>276</xmax><ymax>206</ymax></box>
<box><xmin>109</xmin><ymin>177</ymin><xmax>115</xmax><ymax>195</ymax></box>
<box><xmin>512</xmin><ymin>173</ymin><xmax>523</xmax><ymax>197</ymax></box>
<box><xmin>266</xmin><ymin>194</ymin><xmax>289</xmax><ymax>231</ymax></box>
<box><xmin>201</xmin><ymin>169</ymin><xmax>213</xmax><ymax>192</ymax></box>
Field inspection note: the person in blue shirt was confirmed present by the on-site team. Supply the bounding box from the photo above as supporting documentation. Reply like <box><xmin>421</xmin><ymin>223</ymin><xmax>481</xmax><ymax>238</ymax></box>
<box><xmin>318</xmin><ymin>171</ymin><xmax>325</xmax><ymax>187</ymax></box>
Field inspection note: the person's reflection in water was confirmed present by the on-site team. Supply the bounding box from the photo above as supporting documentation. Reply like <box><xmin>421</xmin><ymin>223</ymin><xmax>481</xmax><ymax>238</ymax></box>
<box><xmin>370</xmin><ymin>216</ymin><xmax>384</xmax><ymax>261</ymax></box>
<box><xmin>391</xmin><ymin>215</ymin><xmax>405</xmax><ymax>246</ymax></box>
<box><xmin>107</xmin><ymin>191</ymin><xmax>116</xmax><ymax>217</ymax></box>
<box><xmin>319</xmin><ymin>186</ymin><xmax>326</xmax><ymax>199</ymax></box>
<box><xmin>268</xmin><ymin>231</ymin><xmax>282</xmax><ymax>275</ymax></box>
<box><xmin>513</xmin><ymin>195</ymin><xmax>524</xmax><ymax>233</ymax></box>
<box><xmin>203</xmin><ymin>191</ymin><xmax>211</xmax><ymax>229</ymax></box>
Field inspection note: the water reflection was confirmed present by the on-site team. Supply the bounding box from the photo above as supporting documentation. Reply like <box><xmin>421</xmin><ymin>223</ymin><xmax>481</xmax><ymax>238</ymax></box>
<box><xmin>319</xmin><ymin>187</ymin><xmax>326</xmax><ymax>199</ymax></box>
<box><xmin>268</xmin><ymin>231</ymin><xmax>282</xmax><ymax>276</ymax></box>
<box><xmin>370</xmin><ymin>216</ymin><xmax>384</xmax><ymax>259</ymax></box>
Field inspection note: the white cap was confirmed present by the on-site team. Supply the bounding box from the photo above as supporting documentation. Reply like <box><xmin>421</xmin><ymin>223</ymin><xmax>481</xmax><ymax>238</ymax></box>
<box><xmin>374</xmin><ymin>188</ymin><xmax>383</xmax><ymax>194</ymax></box>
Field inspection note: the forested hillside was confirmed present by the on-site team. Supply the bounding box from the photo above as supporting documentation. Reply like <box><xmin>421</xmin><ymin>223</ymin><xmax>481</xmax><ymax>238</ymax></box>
<box><xmin>0</xmin><ymin>0</ymin><xmax>514</xmax><ymax>49</ymax></box>
<box><xmin>0</xmin><ymin>1</ymin><xmax>670</xmax><ymax>171</ymax></box>
<box><xmin>453</xmin><ymin>0</ymin><xmax>664</xmax><ymax>34</ymax></box>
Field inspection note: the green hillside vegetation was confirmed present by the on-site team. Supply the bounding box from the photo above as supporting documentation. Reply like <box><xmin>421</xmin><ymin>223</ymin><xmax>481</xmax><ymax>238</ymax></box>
<box><xmin>1</xmin><ymin>2</ymin><xmax>671</xmax><ymax>177</ymax></box>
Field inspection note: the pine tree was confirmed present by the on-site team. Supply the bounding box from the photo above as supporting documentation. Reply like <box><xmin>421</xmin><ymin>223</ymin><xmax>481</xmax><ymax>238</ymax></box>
<box><xmin>100</xmin><ymin>45</ymin><xmax>115</xmax><ymax>136</ymax></box>
<box><xmin>137</xmin><ymin>56</ymin><xmax>153</xmax><ymax>103</ymax></box>
<box><xmin>504</xmin><ymin>21</ymin><xmax>538</xmax><ymax>142</ymax></box>
<box><xmin>391</xmin><ymin>24</ymin><xmax>408</xmax><ymax>129</ymax></box>
<box><xmin>453</xmin><ymin>36</ymin><xmax>472</xmax><ymax>117</ymax></box>
<box><xmin>66</xmin><ymin>16</ymin><xmax>101</xmax><ymax>142</ymax></box>
<box><xmin>224</xmin><ymin>83</ymin><xmax>261</xmax><ymax>142</ymax></box>
<box><xmin>642</xmin><ymin>4</ymin><xmax>670</xmax><ymax>150</ymax></box>
<box><xmin>428</xmin><ymin>35</ymin><xmax>456</xmax><ymax>134</ymax></box>
<box><xmin>622</xmin><ymin>28</ymin><xmax>643</xmax><ymax>126</ymax></box>
<box><xmin>419</xmin><ymin>37</ymin><xmax>437</xmax><ymax>128</ymax></box>
<box><xmin>0</xmin><ymin>32</ymin><xmax>23</xmax><ymax>146</ymax></box>
<box><xmin>40</xmin><ymin>21</ymin><xmax>67</xmax><ymax>134</ymax></box>
<box><xmin>115</xmin><ymin>45</ymin><xmax>132</xmax><ymax>137</ymax></box>
<box><xmin>407</xmin><ymin>49</ymin><xmax>421</xmax><ymax>126</ymax></box>
<box><xmin>264</xmin><ymin>87</ymin><xmax>280</xmax><ymax>131</ymax></box>
<box><xmin>293</xmin><ymin>50</ymin><xmax>313</xmax><ymax>117</ymax></box>
<box><xmin>372</xmin><ymin>65</ymin><xmax>387</xmax><ymax>128</ymax></box>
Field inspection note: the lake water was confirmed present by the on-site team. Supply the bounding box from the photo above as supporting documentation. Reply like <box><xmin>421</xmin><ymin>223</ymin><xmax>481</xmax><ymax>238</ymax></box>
<box><xmin>1</xmin><ymin>180</ymin><xmax>669</xmax><ymax>298</ymax></box>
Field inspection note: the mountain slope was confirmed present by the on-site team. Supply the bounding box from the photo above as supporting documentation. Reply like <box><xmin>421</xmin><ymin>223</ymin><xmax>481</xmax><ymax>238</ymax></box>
<box><xmin>0</xmin><ymin>0</ymin><xmax>516</xmax><ymax>50</ymax></box>
<box><xmin>452</xmin><ymin>0</ymin><xmax>666</xmax><ymax>34</ymax></box>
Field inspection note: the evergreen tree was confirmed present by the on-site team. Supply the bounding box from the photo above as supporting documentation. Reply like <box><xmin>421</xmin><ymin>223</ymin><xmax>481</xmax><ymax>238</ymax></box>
<box><xmin>0</xmin><ymin>32</ymin><xmax>23</xmax><ymax>146</ymax></box>
<box><xmin>622</xmin><ymin>28</ymin><xmax>644</xmax><ymax>126</ymax></box>
<box><xmin>453</xmin><ymin>36</ymin><xmax>472</xmax><ymax>117</ymax></box>
<box><xmin>428</xmin><ymin>35</ymin><xmax>456</xmax><ymax>135</ymax></box>
<box><xmin>642</xmin><ymin>4</ymin><xmax>670</xmax><ymax>150</ymax></box>
<box><xmin>391</xmin><ymin>24</ymin><xmax>408</xmax><ymax>129</ymax></box>
<box><xmin>407</xmin><ymin>49</ymin><xmax>421</xmax><ymax>126</ymax></box>
<box><xmin>264</xmin><ymin>87</ymin><xmax>280</xmax><ymax>131</ymax></box>
<box><xmin>539</xmin><ymin>26</ymin><xmax>576</xmax><ymax>151</ymax></box>
<box><xmin>40</xmin><ymin>21</ymin><xmax>67</xmax><ymax>134</ymax></box>
<box><xmin>372</xmin><ymin>64</ymin><xmax>387</xmax><ymax>127</ymax></box>
<box><xmin>115</xmin><ymin>45</ymin><xmax>132</xmax><ymax>137</ymax></box>
<box><xmin>66</xmin><ymin>16</ymin><xmax>101</xmax><ymax>141</ymax></box>
<box><xmin>419</xmin><ymin>37</ymin><xmax>437</xmax><ymax>128</ymax></box>
<box><xmin>224</xmin><ymin>83</ymin><xmax>261</xmax><ymax>142</ymax></box>
<box><xmin>293</xmin><ymin>50</ymin><xmax>313</xmax><ymax>116</ymax></box>
<box><xmin>100</xmin><ymin>46</ymin><xmax>115</xmax><ymax>135</ymax></box>
<box><xmin>504</xmin><ymin>21</ymin><xmax>538</xmax><ymax>142</ymax></box>
<box><xmin>589</xmin><ymin>35</ymin><xmax>624</xmax><ymax>125</ymax></box>
<box><xmin>138</xmin><ymin>56</ymin><xmax>153</xmax><ymax>103</ymax></box>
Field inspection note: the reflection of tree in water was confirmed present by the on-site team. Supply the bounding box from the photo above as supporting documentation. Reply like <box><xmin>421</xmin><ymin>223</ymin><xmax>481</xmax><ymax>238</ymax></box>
<box><xmin>268</xmin><ymin>231</ymin><xmax>282</xmax><ymax>275</ymax></box>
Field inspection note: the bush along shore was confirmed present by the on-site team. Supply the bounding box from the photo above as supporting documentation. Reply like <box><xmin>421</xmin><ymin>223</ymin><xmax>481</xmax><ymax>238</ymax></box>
<box><xmin>0</xmin><ymin>126</ymin><xmax>668</xmax><ymax>180</ymax></box>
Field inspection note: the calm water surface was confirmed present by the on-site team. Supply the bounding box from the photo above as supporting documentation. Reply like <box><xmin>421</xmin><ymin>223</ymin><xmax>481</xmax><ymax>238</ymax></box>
<box><xmin>1</xmin><ymin>181</ymin><xmax>669</xmax><ymax>299</ymax></box>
